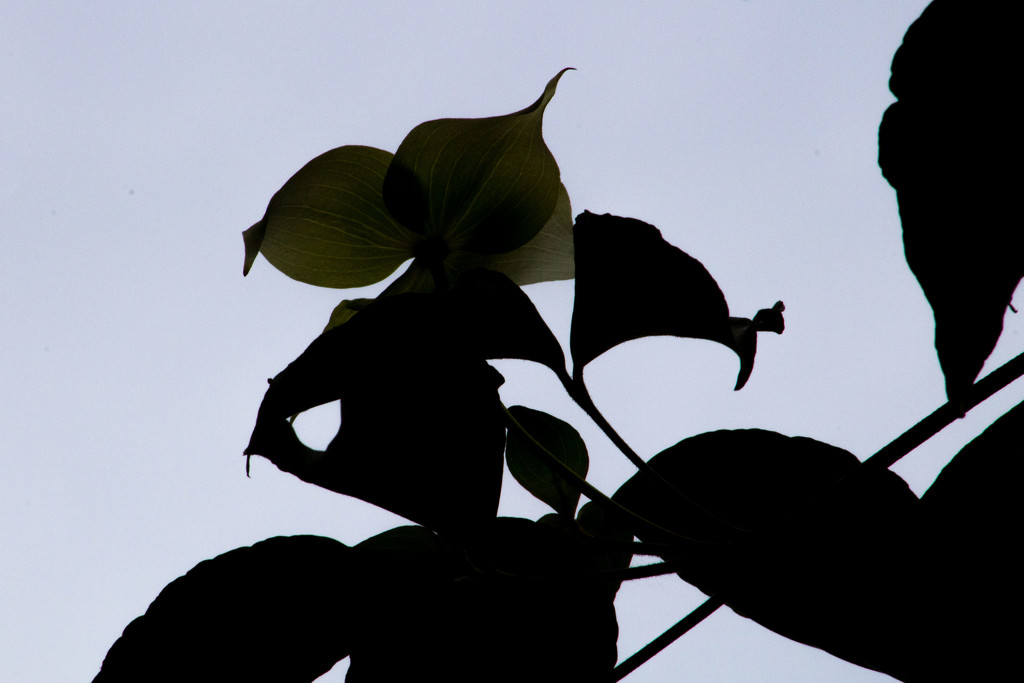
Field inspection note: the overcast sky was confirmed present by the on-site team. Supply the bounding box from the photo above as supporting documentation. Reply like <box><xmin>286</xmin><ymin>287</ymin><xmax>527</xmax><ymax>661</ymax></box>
<box><xmin>4</xmin><ymin>1</ymin><xmax>1021</xmax><ymax>681</ymax></box>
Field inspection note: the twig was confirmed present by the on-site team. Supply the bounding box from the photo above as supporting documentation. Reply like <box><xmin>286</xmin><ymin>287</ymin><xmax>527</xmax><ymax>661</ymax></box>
<box><xmin>861</xmin><ymin>349</ymin><xmax>1024</xmax><ymax>472</ymax></box>
<box><xmin>612</xmin><ymin>595</ymin><xmax>725</xmax><ymax>681</ymax></box>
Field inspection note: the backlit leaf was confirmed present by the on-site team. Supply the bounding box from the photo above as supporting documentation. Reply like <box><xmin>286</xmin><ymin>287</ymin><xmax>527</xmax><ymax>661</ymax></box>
<box><xmin>505</xmin><ymin>405</ymin><xmax>588</xmax><ymax>517</ymax></box>
<box><xmin>451</xmin><ymin>183</ymin><xmax>575</xmax><ymax>286</ymax></box>
<box><xmin>244</xmin><ymin>145</ymin><xmax>418</xmax><ymax>288</ymax></box>
<box><xmin>324</xmin><ymin>297</ymin><xmax>373</xmax><ymax>331</ymax></box>
<box><xmin>383</xmin><ymin>70</ymin><xmax>571</xmax><ymax>255</ymax></box>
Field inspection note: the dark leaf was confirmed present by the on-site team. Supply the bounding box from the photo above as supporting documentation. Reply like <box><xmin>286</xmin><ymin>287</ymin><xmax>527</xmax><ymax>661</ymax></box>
<box><xmin>576</xmin><ymin>500</ymin><xmax>636</xmax><ymax>586</ymax></box>
<box><xmin>383</xmin><ymin>70</ymin><xmax>571</xmax><ymax>255</ymax></box>
<box><xmin>449</xmin><ymin>269</ymin><xmax>568</xmax><ymax>378</ymax></box>
<box><xmin>93</xmin><ymin>536</ymin><xmax>352</xmax><ymax>683</ymax></box>
<box><xmin>327</xmin><ymin>269</ymin><xmax>567</xmax><ymax>374</ymax></box>
<box><xmin>347</xmin><ymin>517</ymin><xmax>618</xmax><ymax>682</ymax></box>
<box><xmin>570</xmin><ymin>212</ymin><xmax>782</xmax><ymax>388</ymax></box>
<box><xmin>354</xmin><ymin>524</ymin><xmax>450</xmax><ymax>560</ymax></box>
<box><xmin>922</xmin><ymin>399</ymin><xmax>1024</xmax><ymax>514</ymax></box>
<box><xmin>907</xmin><ymin>398</ymin><xmax>1024</xmax><ymax>680</ymax></box>
<box><xmin>879</xmin><ymin>0</ymin><xmax>1024</xmax><ymax>405</ymax></box>
<box><xmin>245</xmin><ymin>293</ymin><xmax>507</xmax><ymax>536</ymax></box>
<box><xmin>729</xmin><ymin>301</ymin><xmax>786</xmax><ymax>390</ymax></box>
<box><xmin>613</xmin><ymin>429</ymin><xmax>923</xmax><ymax>680</ymax></box>
<box><xmin>243</xmin><ymin>145</ymin><xmax>417</xmax><ymax>288</ymax></box>
<box><xmin>505</xmin><ymin>405</ymin><xmax>589</xmax><ymax>517</ymax></box>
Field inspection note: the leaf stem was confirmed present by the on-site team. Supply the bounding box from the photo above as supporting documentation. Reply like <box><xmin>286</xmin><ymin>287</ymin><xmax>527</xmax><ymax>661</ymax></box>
<box><xmin>559</xmin><ymin>371</ymin><xmax>747</xmax><ymax>540</ymax></box>
<box><xmin>502</xmin><ymin>403</ymin><xmax>714</xmax><ymax>544</ymax></box>
<box><xmin>612</xmin><ymin>595</ymin><xmax>725</xmax><ymax>681</ymax></box>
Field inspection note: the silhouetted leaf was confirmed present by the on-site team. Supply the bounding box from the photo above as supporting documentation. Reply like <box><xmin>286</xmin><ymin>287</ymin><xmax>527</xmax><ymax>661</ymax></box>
<box><xmin>907</xmin><ymin>398</ymin><xmax>1024</xmax><ymax>680</ymax></box>
<box><xmin>577</xmin><ymin>501</ymin><xmax>635</xmax><ymax>584</ymax></box>
<box><xmin>879</xmin><ymin>0</ymin><xmax>1024</xmax><ymax>405</ymax></box>
<box><xmin>320</xmin><ymin>269</ymin><xmax>565</xmax><ymax>388</ymax></box>
<box><xmin>92</xmin><ymin>536</ymin><xmax>352</xmax><ymax>683</ymax></box>
<box><xmin>347</xmin><ymin>517</ymin><xmax>618</xmax><ymax>682</ymax></box>
<box><xmin>470</xmin><ymin>517</ymin><xmax>619</xmax><ymax>661</ymax></box>
<box><xmin>328</xmin><ymin>269</ymin><xmax>568</xmax><ymax>374</ymax></box>
<box><xmin>613</xmin><ymin>429</ymin><xmax>890</xmax><ymax>543</ymax></box>
<box><xmin>449</xmin><ymin>269</ymin><xmax>568</xmax><ymax>377</ymax></box>
<box><xmin>505</xmin><ymin>405</ymin><xmax>588</xmax><ymax>517</ymax></box>
<box><xmin>922</xmin><ymin>399</ymin><xmax>1024</xmax><ymax>514</ymax></box>
<box><xmin>383</xmin><ymin>70</ymin><xmax>571</xmax><ymax>256</ymax></box>
<box><xmin>354</xmin><ymin>524</ymin><xmax>449</xmax><ymax>559</ymax></box>
<box><xmin>570</xmin><ymin>212</ymin><xmax>782</xmax><ymax>388</ymax></box>
<box><xmin>613</xmin><ymin>429</ymin><xmax>922</xmax><ymax>679</ymax></box>
<box><xmin>96</xmin><ymin>521</ymin><xmax>621</xmax><ymax>683</ymax></box>
<box><xmin>730</xmin><ymin>301</ymin><xmax>786</xmax><ymax>390</ymax></box>
<box><xmin>243</xmin><ymin>145</ymin><xmax>417</xmax><ymax>287</ymax></box>
<box><xmin>245</xmin><ymin>293</ymin><xmax>507</xmax><ymax>536</ymax></box>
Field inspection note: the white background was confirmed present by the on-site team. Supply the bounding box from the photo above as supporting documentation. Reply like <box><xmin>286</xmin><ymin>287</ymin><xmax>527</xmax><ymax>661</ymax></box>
<box><xmin>3</xmin><ymin>1</ymin><xmax>1020</xmax><ymax>681</ymax></box>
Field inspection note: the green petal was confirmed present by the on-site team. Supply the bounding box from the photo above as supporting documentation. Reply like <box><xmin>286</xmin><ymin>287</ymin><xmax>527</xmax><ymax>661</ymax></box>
<box><xmin>450</xmin><ymin>182</ymin><xmax>575</xmax><ymax>286</ymax></box>
<box><xmin>383</xmin><ymin>70</ymin><xmax>572</xmax><ymax>255</ymax></box>
<box><xmin>244</xmin><ymin>145</ymin><xmax>418</xmax><ymax>288</ymax></box>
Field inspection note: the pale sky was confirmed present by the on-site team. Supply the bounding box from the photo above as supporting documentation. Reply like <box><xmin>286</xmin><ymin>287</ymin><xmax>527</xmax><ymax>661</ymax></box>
<box><xmin>4</xmin><ymin>2</ymin><xmax>1021</xmax><ymax>681</ymax></box>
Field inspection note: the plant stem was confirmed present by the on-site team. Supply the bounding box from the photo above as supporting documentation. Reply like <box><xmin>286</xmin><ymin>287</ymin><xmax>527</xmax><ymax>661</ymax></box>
<box><xmin>862</xmin><ymin>348</ymin><xmax>1024</xmax><ymax>472</ymax></box>
<box><xmin>612</xmin><ymin>595</ymin><xmax>725</xmax><ymax>681</ymax></box>
<box><xmin>601</xmin><ymin>561</ymin><xmax>680</xmax><ymax>582</ymax></box>
<box><xmin>559</xmin><ymin>370</ymin><xmax>645</xmax><ymax>471</ymax></box>
<box><xmin>502</xmin><ymin>403</ymin><xmax>715</xmax><ymax>544</ymax></box>
<box><xmin>560</xmin><ymin>371</ymin><xmax>747</xmax><ymax>539</ymax></box>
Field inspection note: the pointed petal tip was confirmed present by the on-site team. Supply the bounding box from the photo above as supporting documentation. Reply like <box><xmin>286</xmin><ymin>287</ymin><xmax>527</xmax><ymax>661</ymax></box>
<box><xmin>521</xmin><ymin>68</ymin><xmax>576</xmax><ymax>116</ymax></box>
<box><xmin>548</xmin><ymin>67</ymin><xmax>575</xmax><ymax>87</ymax></box>
<box><xmin>242</xmin><ymin>221</ymin><xmax>265</xmax><ymax>276</ymax></box>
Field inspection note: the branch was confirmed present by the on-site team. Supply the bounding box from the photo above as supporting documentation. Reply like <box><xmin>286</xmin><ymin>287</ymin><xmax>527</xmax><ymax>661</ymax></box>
<box><xmin>612</xmin><ymin>595</ymin><xmax>725</xmax><ymax>681</ymax></box>
<box><xmin>861</xmin><ymin>348</ymin><xmax>1024</xmax><ymax>472</ymax></box>
<box><xmin>602</xmin><ymin>561</ymin><xmax>681</xmax><ymax>582</ymax></box>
